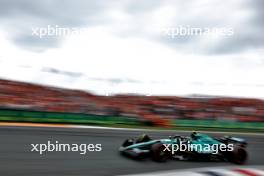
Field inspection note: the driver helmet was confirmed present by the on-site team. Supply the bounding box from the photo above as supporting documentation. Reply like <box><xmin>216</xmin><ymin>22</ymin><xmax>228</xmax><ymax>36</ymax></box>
<box><xmin>191</xmin><ymin>131</ymin><xmax>198</xmax><ymax>139</ymax></box>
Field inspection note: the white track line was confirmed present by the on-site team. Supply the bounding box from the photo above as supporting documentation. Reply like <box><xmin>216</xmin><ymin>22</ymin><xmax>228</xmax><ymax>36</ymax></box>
<box><xmin>0</xmin><ymin>122</ymin><xmax>263</xmax><ymax>136</ymax></box>
<box><xmin>120</xmin><ymin>166</ymin><xmax>264</xmax><ymax>176</ymax></box>
<box><xmin>70</xmin><ymin>125</ymin><xmax>264</xmax><ymax>136</ymax></box>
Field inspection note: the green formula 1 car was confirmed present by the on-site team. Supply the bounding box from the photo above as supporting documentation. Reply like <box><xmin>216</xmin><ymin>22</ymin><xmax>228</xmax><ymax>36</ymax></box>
<box><xmin>119</xmin><ymin>132</ymin><xmax>248</xmax><ymax>164</ymax></box>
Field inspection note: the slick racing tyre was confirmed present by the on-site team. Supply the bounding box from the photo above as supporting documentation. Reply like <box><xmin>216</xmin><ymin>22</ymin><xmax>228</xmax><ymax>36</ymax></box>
<box><xmin>151</xmin><ymin>143</ymin><xmax>171</xmax><ymax>162</ymax></box>
<box><xmin>226</xmin><ymin>146</ymin><xmax>248</xmax><ymax>164</ymax></box>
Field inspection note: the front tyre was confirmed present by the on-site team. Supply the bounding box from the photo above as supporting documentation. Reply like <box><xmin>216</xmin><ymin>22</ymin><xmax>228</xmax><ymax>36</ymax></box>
<box><xmin>151</xmin><ymin>143</ymin><xmax>170</xmax><ymax>162</ymax></box>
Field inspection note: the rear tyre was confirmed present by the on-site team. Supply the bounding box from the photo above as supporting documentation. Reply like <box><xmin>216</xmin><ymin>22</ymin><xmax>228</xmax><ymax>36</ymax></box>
<box><xmin>226</xmin><ymin>146</ymin><xmax>248</xmax><ymax>164</ymax></box>
<box><xmin>151</xmin><ymin>143</ymin><xmax>170</xmax><ymax>162</ymax></box>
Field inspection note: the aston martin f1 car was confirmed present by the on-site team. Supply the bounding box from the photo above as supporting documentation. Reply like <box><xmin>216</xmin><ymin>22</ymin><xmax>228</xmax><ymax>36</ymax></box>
<box><xmin>119</xmin><ymin>132</ymin><xmax>248</xmax><ymax>164</ymax></box>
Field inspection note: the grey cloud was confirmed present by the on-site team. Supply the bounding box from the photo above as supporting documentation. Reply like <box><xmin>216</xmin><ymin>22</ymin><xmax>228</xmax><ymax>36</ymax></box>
<box><xmin>124</xmin><ymin>0</ymin><xmax>161</xmax><ymax>14</ymax></box>
<box><xmin>41</xmin><ymin>67</ymin><xmax>141</xmax><ymax>84</ymax></box>
<box><xmin>99</xmin><ymin>78</ymin><xmax>141</xmax><ymax>84</ymax></box>
<box><xmin>42</xmin><ymin>67</ymin><xmax>83</xmax><ymax>77</ymax></box>
<box><xmin>155</xmin><ymin>0</ymin><xmax>264</xmax><ymax>55</ymax></box>
<box><xmin>14</xmin><ymin>34</ymin><xmax>60</xmax><ymax>52</ymax></box>
<box><xmin>0</xmin><ymin>0</ymin><xmax>263</xmax><ymax>55</ymax></box>
<box><xmin>0</xmin><ymin>0</ymin><xmax>112</xmax><ymax>50</ymax></box>
<box><xmin>87</xmin><ymin>77</ymin><xmax>142</xmax><ymax>85</ymax></box>
<box><xmin>208</xmin><ymin>32</ymin><xmax>264</xmax><ymax>55</ymax></box>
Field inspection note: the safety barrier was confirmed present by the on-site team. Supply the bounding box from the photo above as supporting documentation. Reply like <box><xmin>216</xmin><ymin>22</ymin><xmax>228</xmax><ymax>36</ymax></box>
<box><xmin>0</xmin><ymin>109</ymin><xmax>139</xmax><ymax>125</ymax></box>
<box><xmin>0</xmin><ymin>109</ymin><xmax>263</xmax><ymax>131</ymax></box>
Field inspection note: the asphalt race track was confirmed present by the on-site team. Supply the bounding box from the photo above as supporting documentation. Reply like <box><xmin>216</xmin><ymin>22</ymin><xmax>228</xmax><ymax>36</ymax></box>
<box><xmin>0</xmin><ymin>126</ymin><xmax>263</xmax><ymax>176</ymax></box>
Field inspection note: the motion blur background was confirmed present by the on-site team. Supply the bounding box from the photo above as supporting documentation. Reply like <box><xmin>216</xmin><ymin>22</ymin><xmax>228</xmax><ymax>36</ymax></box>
<box><xmin>0</xmin><ymin>0</ymin><xmax>264</xmax><ymax>130</ymax></box>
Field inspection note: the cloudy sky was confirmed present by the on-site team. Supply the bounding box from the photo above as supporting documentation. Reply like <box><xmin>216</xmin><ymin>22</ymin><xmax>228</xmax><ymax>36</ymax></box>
<box><xmin>0</xmin><ymin>0</ymin><xmax>264</xmax><ymax>98</ymax></box>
